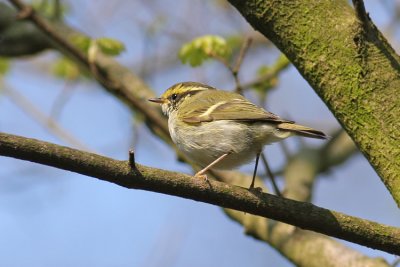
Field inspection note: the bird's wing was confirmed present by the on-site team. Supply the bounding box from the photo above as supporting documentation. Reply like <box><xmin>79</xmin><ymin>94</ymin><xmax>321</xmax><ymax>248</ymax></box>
<box><xmin>180</xmin><ymin>92</ymin><xmax>293</xmax><ymax>124</ymax></box>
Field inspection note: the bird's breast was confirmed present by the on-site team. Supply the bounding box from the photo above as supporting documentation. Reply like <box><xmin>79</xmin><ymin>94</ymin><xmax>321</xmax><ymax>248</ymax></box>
<box><xmin>168</xmin><ymin>117</ymin><xmax>278</xmax><ymax>169</ymax></box>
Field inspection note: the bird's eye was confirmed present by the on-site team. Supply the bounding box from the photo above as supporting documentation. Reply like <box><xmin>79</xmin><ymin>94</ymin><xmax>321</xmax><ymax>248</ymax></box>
<box><xmin>171</xmin><ymin>94</ymin><xmax>178</xmax><ymax>101</ymax></box>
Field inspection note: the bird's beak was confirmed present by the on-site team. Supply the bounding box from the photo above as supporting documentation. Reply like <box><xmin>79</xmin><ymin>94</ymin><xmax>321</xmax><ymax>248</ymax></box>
<box><xmin>148</xmin><ymin>97</ymin><xmax>166</xmax><ymax>104</ymax></box>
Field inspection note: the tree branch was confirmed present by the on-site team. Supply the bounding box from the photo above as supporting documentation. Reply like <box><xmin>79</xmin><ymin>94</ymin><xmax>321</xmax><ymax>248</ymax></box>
<box><xmin>227</xmin><ymin>0</ymin><xmax>400</xmax><ymax>207</ymax></box>
<box><xmin>7</xmin><ymin>0</ymin><xmax>88</xmax><ymax>66</ymax></box>
<box><xmin>220</xmin><ymin>152</ymin><xmax>391</xmax><ymax>267</ymax></box>
<box><xmin>0</xmin><ymin>6</ymin><xmax>50</xmax><ymax>56</ymax></box>
<box><xmin>225</xmin><ymin>210</ymin><xmax>391</xmax><ymax>267</ymax></box>
<box><xmin>0</xmin><ymin>1</ymin><xmax>395</xmax><ymax>263</ymax></box>
<box><xmin>3</xmin><ymin>0</ymin><xmax>170</xmax><ymax>142</ymax></box>
<box><xmin>0</xmin><ymin>132</ymin><xmax>399</xmax><ymax>255</ymax></box>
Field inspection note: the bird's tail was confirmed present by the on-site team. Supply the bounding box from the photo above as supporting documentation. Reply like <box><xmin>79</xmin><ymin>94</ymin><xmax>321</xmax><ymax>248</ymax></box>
<box><xmin>277</xmin><ymin>122</ymin><xmax>327</xmax><ymax>140</ymax></box>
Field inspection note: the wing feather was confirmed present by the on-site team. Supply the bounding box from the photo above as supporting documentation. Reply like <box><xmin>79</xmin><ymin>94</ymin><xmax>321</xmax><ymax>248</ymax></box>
<box><xmin>179</xmin><ymin>91</ymin><xmax>293</xmax><ymax>124</ymax></box>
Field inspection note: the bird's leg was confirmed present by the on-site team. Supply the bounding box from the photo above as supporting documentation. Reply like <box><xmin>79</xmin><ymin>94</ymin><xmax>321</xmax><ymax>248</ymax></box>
<box><xmin>249</xmin><ymin>152</ymin><xmax>261</xmax><ymax>189</ymax></box>
<box><xmin>195</xmin><ymin>153</ymin><xmax>230</xmax><ymax>181</ymax></box>
<box><xmin>261</xmin><ymin>152</ymin><xmax>281</xmax><ymax>197</ymax></box>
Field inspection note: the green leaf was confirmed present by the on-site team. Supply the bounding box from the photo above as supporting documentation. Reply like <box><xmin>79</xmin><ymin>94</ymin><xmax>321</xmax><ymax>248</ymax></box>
<box><xmin>52</xmin><ymin>57</ymin><xmax>81</xmax><ymax>80</ymax></box>
<box><xmin>0</xmin><ymin>57</ymin><xmax>10</xmax><ymax>75</ymax></box>
<box><xmin>70</xmin><ymin>35</ymin><xmax>125</xmax><ymax>57</ymax></box>
<box><xmin>253</xmin><ymin>55</ymin><xmax>290</xmax><ymax>93</ymax></box>
<box><xmin>179</xmin><ymin>35</ymin><xmax>231</xmax><ymax>67</ymax></box>
<box><xmin>274</xmin><ymin>54</ymin><xmax>290</xmax><ymax>69</ymax></box>
<box><xmin>225</xmin><ymin>35</ymin><xmax>243</xmax><ymax>52</ymax></box>
<box><xmin>32</xmin><ymin>0</ymin><xmax>69</xmax><ymax>19</ymax></box>
<box><xmin>71</xmin><ymin>35</ymin><xmax>91</xmax><ymax>54</ymax></box>
<box><xmin>96</xmin><ymin>38</ymin><xmax>125</xmax><ymax>56</ymax></box>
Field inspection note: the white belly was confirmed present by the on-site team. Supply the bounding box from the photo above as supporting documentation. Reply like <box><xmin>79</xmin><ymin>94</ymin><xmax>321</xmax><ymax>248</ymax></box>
<box><xmin>168</xmin><ymin>113</ymin><xmax>285</xmax><ymax>170</ymax></box>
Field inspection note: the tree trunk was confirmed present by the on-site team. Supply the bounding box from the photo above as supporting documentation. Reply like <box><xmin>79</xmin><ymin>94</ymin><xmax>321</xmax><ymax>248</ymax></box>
<box><xmin>228</xmin><ymin>0</ymin><xmax>400</xmax><ymax>206</ymax></box>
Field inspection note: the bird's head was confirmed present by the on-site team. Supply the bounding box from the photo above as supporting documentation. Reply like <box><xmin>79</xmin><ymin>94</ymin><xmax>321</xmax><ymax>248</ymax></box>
<box><xmin>148</xmin><ymin>82</ymin><xmax>215</xmax><ymax>116</ymax></box>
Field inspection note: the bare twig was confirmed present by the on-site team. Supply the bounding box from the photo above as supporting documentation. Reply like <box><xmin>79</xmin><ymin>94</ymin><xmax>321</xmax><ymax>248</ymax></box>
<box><xmin>233</xmin><ymin>37</ymin><xmax>252</xmax><ymax>74</ymax></box>
<box><xmin>207</xmin><ymin>37</ymin><xmax>253</xmax><ymax>94</ymax></box>
<box><xmin>6</xmin><ymin>0</ymin><xmax>170</xmax><ymax>140</ymax></box>
<box><xmin>128</xmin><ymin>149</ymin><xmax>136</xmax><ymax>169</ymax></box>
<box><xmin>241</xmin><ymin>54</ymin><xmax>290</xmax><ymax>90</ymax></box>
<box><xmin>233</xmin><ymin>37</ymin><xmax>252</xmax><ymax>93</ymax></box>
<box><xmin>3</xmin><ymin>85</ymin><xmax>90</xmax><ymax>151</ymax></box>
<box><xmin>318</xmin><ymin>129</ymin><xmax>357</xmax><ymax>173</ymax></box>
<box><xmin>50</xmin><ymin>80</ymin><xmax>76</xmax><ymax>120</ymax></box>
<box><xmin>8</xmin><ymin>0</ymin><xmax>88</xmax><ymax>67</ymax></box>
<box><xmin>207</xmin><ymin>50</ymin><xmax>232</xmax><ymax>71</ymax></box>
<box><xmin>0</xmin><ymin>132</ymin><xmax>400</xmax><ymax>255</ymax></box>
<box><xmin>272</xmin><ymin>128</ymin><xmax>357</xmax><ymax>182</ymax></box>
<box><xmin>3</xmin><ymin>1</ymin><xmax>394</xmax><ymax>262</ymax></box>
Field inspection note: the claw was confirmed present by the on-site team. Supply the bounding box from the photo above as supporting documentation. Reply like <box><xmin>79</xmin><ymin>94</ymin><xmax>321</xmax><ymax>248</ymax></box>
<box><xmin>194</xmin><ymin>173</ymin><xmax>208</xmax><ymax>181</ymax></box>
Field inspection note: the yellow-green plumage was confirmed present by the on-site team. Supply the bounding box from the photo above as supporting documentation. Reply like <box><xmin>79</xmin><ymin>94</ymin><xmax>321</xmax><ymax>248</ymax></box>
<box><xmin>150</xmin><ymin>82</ymin><xmax>326</xmax><ymax>182</ymax></box>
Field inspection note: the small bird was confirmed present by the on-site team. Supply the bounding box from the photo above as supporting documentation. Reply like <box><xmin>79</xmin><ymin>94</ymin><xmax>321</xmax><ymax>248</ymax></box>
<box><xmin>149</xmin><ymin>82</ymin><xmax>327</xmax><ymax>189</ymax></box>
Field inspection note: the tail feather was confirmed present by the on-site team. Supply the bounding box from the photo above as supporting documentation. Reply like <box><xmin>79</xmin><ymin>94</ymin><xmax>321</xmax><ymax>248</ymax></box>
<box><xmin>277</xmin><ymin>123</ymin><xmax>327</xmax><ymax>140</ymax></box>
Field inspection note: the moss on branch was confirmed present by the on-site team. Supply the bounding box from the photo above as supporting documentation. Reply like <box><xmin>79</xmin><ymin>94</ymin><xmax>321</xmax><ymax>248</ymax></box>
<box><xmin>228</xmin><ymin>0</ymin><xmax>400</xmax><ymax>206</ymax></box>
<box><xmin>0</xmin><ymin>132</ymin><xmax>399</xmax><ymax>255</ymax></box>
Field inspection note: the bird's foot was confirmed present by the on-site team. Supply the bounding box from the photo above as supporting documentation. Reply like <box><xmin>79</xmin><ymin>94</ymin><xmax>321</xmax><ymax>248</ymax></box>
<box><xmin>194</xmin><ymin>172</ymin><xmax>208</xmax><ymax>182</ymax></box>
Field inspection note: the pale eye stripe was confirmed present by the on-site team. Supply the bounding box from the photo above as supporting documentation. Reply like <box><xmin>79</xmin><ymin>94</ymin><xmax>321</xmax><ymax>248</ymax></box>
<box><xmin>199</xmin><ymin>101</ymin><xmax>227</xmax><ymax>117</ymax></box>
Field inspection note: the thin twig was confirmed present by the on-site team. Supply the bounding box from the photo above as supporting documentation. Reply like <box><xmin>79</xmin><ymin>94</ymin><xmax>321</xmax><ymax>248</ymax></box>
<box><xmin>129</xmin><ymin>149</ymin><xmax>136</xmax><ymax>169</ymax></box>
<box><xmin>50</xmin><ymin>80</ymin><xmax>76</xmax><ymax>120</ymax></box>
<box><xmin>273</xmin><ymin>128</ymin><xmax>356</xmax><ymax>181</ymax></box>
<box><xmin>6</xmin><ymin>0</ymin><xmax>170</xmax><ymax>139</ymax></box>
<box><xmin>9</xmin><ymin>0</ymin><xmax>113</xmax><ymax>90</ymax></box>
<box><xmin>233</xmin><ymin>37</ymin><xmax>252</xmax><ymax>74</ymax></box>
<box><xmin>207</xmin><ymin>50</ymin><xmax>232</xmax><ymax>71</ymax></box>
<box><xmin>3</xmin><ymin>85</ymin><xmax>90</xmax><ymax>151</ymax></box>
<box><xmin>207</xmin><ymin>37</ymin><xmax>253</xmax><ymax>94</ymax></box>
<box><xmin>241</xmin><ymin>54</ymin><xmax>290</xmax><ymax>90</ymax></box>
<box><xmin>8</xmin><ymin>0</ymin><xmax>88</xmax><ymax>67</ymax></box>
<box><xmin>233</xmin><ymin>37</ymin><xmax>252</xmax><ymax>94</ymax></box>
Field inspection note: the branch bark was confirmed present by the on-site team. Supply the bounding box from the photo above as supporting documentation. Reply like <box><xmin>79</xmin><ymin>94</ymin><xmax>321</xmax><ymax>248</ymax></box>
<box><xmin>0</xmin><ymin>132</ymin><xmax>399</xmax><ymax>256</ymax></box>
<box><xmin>227</xmin><ymin>0</ymin><xmax>400</xmax><ymax>206</ymax></box>
<box><xmin>0</xmin><ymin>1</ymin><xmax>395</xmax><ymax>264</ymax></box>
<box><xmin>215</xmin><ymin>131</ymin><xmax>385</xmax><ymax>267</ymax></box>
<box><xmin>1</xmin><ymin>1</ymin><xmax>170</xmax><ymax>143</ymax></box>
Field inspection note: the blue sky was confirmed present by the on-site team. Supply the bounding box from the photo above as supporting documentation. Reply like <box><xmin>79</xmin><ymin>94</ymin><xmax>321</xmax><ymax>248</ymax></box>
<box><xmin>0</xmin><ymin>1</ymin><xmax>399</xmax><ymax>266</ymax></box>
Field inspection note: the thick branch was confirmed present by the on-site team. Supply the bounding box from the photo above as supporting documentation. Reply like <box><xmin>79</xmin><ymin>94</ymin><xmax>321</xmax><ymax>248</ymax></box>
<box><xmin>0</xmin><ymin>1</ymin><xmax>395</xmax><ymax>263</ymax></box>
<box><xmin>227</xmin><ymin>0</ymin><xmax>400</xmax><ymax>206</ymax></box>
<box><xmin>0</xmin><ymin>132</ymin><xmax>399</xmax><ymax>255</ymax></box>
<box><xmin>214</xmin><ymin>171</ymin><xmax>391</xmax><ymax>267</ymax></box>
<box><xmin>225</xmin><ymin>211</ymin><xmax>391</xmax><ymax>267</ymax></box>
<box><xmin>1</xmin><ymin>1</ymin><xmax>170</xmax><ymax>142</ymax></box>
<box><xmin>216</xmin><ymin>131</ymin><xmax>384</xmax><ymax>267</ymax></box>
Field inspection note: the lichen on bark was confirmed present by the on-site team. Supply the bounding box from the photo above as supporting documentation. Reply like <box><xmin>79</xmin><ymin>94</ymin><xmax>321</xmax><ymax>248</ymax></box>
<box><xmin>228</xmin><ymin>0</ymin><xmax>400</xmax><ymax>206</ymax></box>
